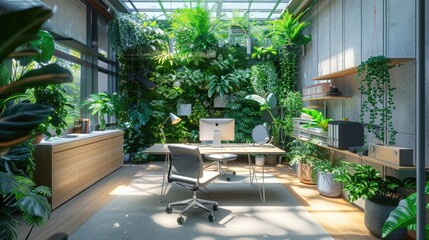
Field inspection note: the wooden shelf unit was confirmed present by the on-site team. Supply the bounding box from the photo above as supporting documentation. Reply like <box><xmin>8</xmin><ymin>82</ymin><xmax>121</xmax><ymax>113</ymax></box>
<box><xmin>312</xmin><ymin>58</ymin><xmax>414</xmax><ymax>80</ymax></box>
<box><xmin>33</xmin><ymin>130</ymin><xmax>124</xmax><ymax>209</ymax></box>
<box><xmin>303</xmin><ymin>96</ymin><xmax>349</xmax><ymax>101</ymax></box>
<box><xmin>293</xmin><ymin>136</ymin><xmax>415</xmax><ymax>170</ymax></box>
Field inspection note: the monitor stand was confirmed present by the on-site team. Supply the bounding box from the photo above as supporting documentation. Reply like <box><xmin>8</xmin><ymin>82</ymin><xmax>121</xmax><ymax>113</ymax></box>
<box><xmin>212</xmin><ymin>130</ymin><xmax>221</xmax><ymax>148</ymax></box>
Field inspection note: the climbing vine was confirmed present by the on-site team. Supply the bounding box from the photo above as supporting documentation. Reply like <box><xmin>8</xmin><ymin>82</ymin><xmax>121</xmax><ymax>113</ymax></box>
<box><xmin>356</xmin><ymin>56</ymin><xmax>397</xmax><ymax>145</ymax></box>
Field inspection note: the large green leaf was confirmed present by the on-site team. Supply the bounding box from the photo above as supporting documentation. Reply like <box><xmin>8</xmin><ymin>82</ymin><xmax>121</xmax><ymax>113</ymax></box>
<box><xmin>0</xmin><ymin>64</ymin><xmax>73</xmax><ymax>97</ymax></box>
<box><xmin>17</xmin><ymin>194</ymin><xmax>51</xmax><ymax>225</ymax></box>
<box><xmin>29</xmin><ymin>30</ymin><xmax>55</xmax><ymax>63</ymax></box>
<box><xmin>0</xmin><ymin>103</ymin><xmax>54</xmax><ymax>142</ymax></box>
<box><xmin>245</xmin><ymin>94</ymin><xmax>268</xmax><ymax>106</ymax></box>
<box><xmin>0</xmin><ymin>172</ymin><xmax>19</xmax><ymax>195</ymax></box>
<box><xmin>0</xmin><ymin>62</ymin><xmax>11</xmax><ymax>87</ymax></box>
<box><xmin>266</xmin><ymin>93</ymin><xmax>277</xmax><ymax>109</ymax></box>
<box><xmin>0</xmin><ymin>7</ymin><xmax>52</xmax><ymax>61</ymax></box>
<box><xmin>0</xmin><ymin>211</ymin><xmax>19</xmax><ymax>240</ymax></box>
<box><xmin>382</xmin><ymin>194</ymin><xmax>417</xmax><ymax>238</ymax></box>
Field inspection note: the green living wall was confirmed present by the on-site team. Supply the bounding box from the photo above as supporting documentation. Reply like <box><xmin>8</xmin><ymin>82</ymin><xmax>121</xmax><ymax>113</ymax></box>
<box><xmin>108</xmin><ymin>8</ymin><xmax>309</xmax><ymax>161</ymax></box>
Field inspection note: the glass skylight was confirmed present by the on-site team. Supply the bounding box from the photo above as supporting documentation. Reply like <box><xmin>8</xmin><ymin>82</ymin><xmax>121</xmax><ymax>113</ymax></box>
<box><xmin>121</xmin><ymin>0</ymin><xmax>291</xmax><ymax>21</ymax></box>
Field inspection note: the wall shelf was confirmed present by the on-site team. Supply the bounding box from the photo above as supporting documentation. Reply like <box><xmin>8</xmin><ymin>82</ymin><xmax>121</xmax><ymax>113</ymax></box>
<box><xmin>303</xmin><ymin>96</ymin><xmax>349</xmax><ymax>101</ymax></box>
<box><xmin>293</xmin><ymin>136</ymin><xmax>416</xmax><ymax>170</ymax></box>
<box><xmin>312</xmin><ymin>58</ymin><xmax>414</xmax><ymax>80</ymax></box>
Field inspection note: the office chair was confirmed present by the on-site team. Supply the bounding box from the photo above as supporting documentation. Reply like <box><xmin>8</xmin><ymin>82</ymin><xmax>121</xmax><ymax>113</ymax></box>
<box><xmin>165</xmin><ymin>145</ymin><xmax>219</xmax><ymax>225</ymax></box>
<box><xmin>202</xmin><ymin>141</ymin><xmax>238</xmax><ymax>181</ymax></box>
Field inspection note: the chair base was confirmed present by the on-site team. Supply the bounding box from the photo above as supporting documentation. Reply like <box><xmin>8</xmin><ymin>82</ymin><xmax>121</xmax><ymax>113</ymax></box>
<box><xmin>219</xmin><ymin>163</ymin><xmax>236</xmax><ymax>181</ymax></box>
<box><xmin>166</xmin><ymin>191</ymin><xmax>218</xmax><ymax>225</ymax></box>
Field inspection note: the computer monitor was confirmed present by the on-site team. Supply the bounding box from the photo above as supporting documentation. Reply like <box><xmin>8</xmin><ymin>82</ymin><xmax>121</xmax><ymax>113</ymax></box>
<box><xmin>199</xmin><ymin>118</ymin><xmax>235</xmax><ymax>147</ymax></box>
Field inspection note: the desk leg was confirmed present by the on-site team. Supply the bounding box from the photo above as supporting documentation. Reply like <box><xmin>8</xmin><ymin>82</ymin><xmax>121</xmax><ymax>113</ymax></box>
<box><xmin>247</xmin><ymin>154</ymin><xmax>265</xmax><ymax>202</ymax></box>
<box><xmin>160</xmin><ymin>154</ymin><xmax>170</xmax><ymax>199</ymax></box>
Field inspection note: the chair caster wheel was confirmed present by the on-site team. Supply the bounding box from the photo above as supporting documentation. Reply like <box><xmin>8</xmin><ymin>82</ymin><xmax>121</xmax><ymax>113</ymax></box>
<box><xmin>213</xmin><ymin>204</ymin><xmax>218</xmax><ymax>211</ymax></box>
<box><xmin>177</xmin><ymin>216</ymin><xmax>184</xmax><ymax>225</ymax></box>
<box><xmin>233</xmin><ymin>171</ymin><xmax>236</xmax><ymax>175</ymax></box>
<box><xmin>208</xmin><ymin>214</ymin><xmax>214</xmax><ymax>222</ymax></box>
<box><xmin>166</xmin><ymin>207</ymin><xmax>172</xmax><ymax>214</ymax></box>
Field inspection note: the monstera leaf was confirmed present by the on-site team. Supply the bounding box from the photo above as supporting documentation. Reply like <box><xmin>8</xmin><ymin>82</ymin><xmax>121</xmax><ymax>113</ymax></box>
<box><xmin>0</xmin><ymin>103</ymin><xmax>53</xmax><ymax>144</ymax></box>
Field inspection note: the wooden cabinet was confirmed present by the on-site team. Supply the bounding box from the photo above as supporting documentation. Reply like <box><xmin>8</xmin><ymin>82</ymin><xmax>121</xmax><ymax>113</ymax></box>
<box><xmin>33</xmin><ymin>130</ymin><xmax>123</xmax><ymax>209</ymax></box>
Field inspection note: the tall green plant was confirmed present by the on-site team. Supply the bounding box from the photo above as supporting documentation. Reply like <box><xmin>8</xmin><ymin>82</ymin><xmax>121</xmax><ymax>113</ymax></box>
<box><xmin>0</xmin><ymin>7</ymin><xmax>73</xmax><ymax>240</ymax></box>
<box><xmin>356</xmin><ymin>56</ymin><xmax>397</xmax><ymax>145</ymax></box>
<box><xmin>268</xmin><ymin>9</ymin><xmax>311</xmax><ymax>105</ymax></box>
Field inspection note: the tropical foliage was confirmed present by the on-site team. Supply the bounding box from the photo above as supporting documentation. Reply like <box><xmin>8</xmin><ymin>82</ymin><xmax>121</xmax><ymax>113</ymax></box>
<box><xmin>0</xmin><ymin>7</ymin><xmax>73</xmax><ymax>240</ymax></box>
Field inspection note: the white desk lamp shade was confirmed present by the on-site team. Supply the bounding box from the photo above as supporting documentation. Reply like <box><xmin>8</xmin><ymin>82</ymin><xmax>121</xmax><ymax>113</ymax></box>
<box><xmin>170</xmin><ymin>113</ymin><xmax>181</xmax><ymax>124</ymax></box>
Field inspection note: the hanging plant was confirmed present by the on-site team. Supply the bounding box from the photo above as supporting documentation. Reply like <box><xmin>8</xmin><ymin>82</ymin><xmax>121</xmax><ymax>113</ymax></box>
<box><xmin>356</xmin><ymin>55</ymin><xmax>397</xmax><ymax>145</ymax></box>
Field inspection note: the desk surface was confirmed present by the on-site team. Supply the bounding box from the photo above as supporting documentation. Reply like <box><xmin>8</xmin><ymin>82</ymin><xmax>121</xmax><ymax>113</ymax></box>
<box><xmin>143</xmin><ymin>143</ymin><xmax>285</xmax><ymax>155</ymax></box>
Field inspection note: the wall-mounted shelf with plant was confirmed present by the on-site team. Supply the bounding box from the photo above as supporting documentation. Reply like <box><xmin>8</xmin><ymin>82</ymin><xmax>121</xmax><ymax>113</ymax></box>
<box><xmin>356</xmin><ymin>55</ymin><xmax>399</xmax><ymax>145</ymax></box>
<box><xmin>313</xmin><ymin>58</ymin><xmax>413</xmax><ymax>80</ymax></box>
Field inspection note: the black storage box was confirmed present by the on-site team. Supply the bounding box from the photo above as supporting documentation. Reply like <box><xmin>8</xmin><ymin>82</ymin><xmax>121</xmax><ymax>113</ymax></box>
<box><xmin>327</xmin><ymin>121</ymin><xmax>364</xmax><ymax>150</ymax></box>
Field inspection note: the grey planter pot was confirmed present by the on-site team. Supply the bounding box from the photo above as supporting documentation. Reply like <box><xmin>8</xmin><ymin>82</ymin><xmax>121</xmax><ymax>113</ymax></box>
<box><xmin>364</xmin><ymin>199</ymin><xmax>407</xmax><ymax>239</ymax></box>
<box><xmin>317</xmin><ymin>171</ymin><xmax>342</xmax><ymax>197</ymax></box>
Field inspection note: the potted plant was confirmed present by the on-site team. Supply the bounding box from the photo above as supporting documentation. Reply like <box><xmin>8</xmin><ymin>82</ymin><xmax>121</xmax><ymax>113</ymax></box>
<box><xmin>0</xmin><ymin>7</ymin><xmax>73</xmax><ymax>240</ymax></box>
<box><xmin>335</xmin><ymin>163</ymin><xmax>407</xmax><ymax>239</ymax></box>
<box><xmin>312</xmin><ymin>158</ymin><xmax>346</xmax><ymax>197</ymax></box>
<box><xmin>81</xmin><ymin>92</ymin><xmax>120</xmax><ymax>131</ymax></box>
<box><xmin>33</xmin><ymin>84</ymin><xmax>73</xmax><ymax>138</ymax></box>
<box><xmin>382</xmin><ymin>180</ymin><xmax>429</xmax><ymax>238</ymax></box>
<box><xmin>170</xmin><ymin>7</ymin><xmax>221</xmax><ymax>57</ymax></box>
<box><xmin>287</xmin><ymin>138</ymin><xmax>325</xmax><ymax>184</ymax></box>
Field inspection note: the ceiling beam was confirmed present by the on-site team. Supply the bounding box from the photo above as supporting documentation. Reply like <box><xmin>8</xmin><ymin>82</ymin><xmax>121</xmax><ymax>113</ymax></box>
<box><xmin>124</xmin><ymin>0</ymin><xmax>281</xmax><ymax>2</ymax></box>
<box><xmin>216</xmin><ymin>0</ymin><xmax>223</xmax><ymax>18</ymax></box>
<box><xmin>137</xmin><ymin>8</ymin><xmax>281</xmax><ymax>12</ymax></box>
<box><xmin>156</xmin><ymin>0</ymin><xmax>168</xmax><ymax>16</ymax></box>
<box><xmin>266</xmin><ymin>0</ymin><xmax>281</xmax><ymax>20</ymax></box>
<box><xmin>125</xmin><ymin>0</ymin><xmax>139</xmax><ymax>12</ymax></box>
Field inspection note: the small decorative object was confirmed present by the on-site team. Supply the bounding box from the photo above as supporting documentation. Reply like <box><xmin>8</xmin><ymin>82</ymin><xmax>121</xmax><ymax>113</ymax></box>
<box><xmin>326</xmin><ymin>86</ymin><xmax>342</xmax><ymax>96</ymax></box>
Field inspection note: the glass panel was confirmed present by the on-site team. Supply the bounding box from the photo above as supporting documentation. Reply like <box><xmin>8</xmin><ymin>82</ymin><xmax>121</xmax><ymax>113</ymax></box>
<box><xmin>55</xmin><ymin>57</ymin><xmax>81</xmax><ymax>128</ymax></box>
<box><xmin>98</xmin><ymin>19</ymin><xmax>108</xmax><ymax>57</ymax></box>
<box><xmin>98</xmin><ymin>72</ymin><xmax>108</xmax><ymax>93</ymax></box>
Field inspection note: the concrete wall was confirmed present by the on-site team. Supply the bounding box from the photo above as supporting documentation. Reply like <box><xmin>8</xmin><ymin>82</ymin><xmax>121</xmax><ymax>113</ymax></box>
<box><xmin>297</xmin><ymin>0</ymin><xmax>421</xmax><ymax>167</ymax></box>
<box><xmin>294</xmin><ymin>1</ymin><xmax>424</xmax><ymax>208</ymax></box>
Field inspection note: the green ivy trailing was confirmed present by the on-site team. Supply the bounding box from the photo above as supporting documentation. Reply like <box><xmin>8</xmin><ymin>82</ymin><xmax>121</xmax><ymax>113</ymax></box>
<box><xmin>356</xmin><ymin>56</ymin><xmax>397</xmax><ymax>145</ymax></box>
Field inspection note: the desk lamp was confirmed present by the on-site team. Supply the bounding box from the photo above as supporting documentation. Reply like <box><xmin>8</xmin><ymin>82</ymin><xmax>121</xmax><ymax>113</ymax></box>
<box><xmin>160</xmin><ymin>113</ymin><xmax>181</xmax><ymax>143</ymax></box>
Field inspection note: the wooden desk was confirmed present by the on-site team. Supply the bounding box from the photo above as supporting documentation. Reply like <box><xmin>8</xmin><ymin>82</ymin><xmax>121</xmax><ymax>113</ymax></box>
<box><xmin>143</xmin><ymin>143</ymin><xmax>286</xmax><ymax>202</ymax></box>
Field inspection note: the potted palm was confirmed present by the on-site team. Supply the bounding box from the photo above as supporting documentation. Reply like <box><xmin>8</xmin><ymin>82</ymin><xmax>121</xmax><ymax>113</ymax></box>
<box><xmin>335</xmin><ymin>163</ymin><xmax>407</xmax><ymax>239</ymax></box>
